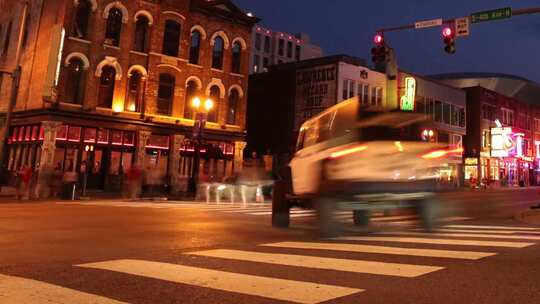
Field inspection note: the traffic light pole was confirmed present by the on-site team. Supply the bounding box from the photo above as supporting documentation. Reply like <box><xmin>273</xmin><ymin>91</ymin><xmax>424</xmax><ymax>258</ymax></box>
<box><xmin>376</xmin><ymin>7</ymin><xmax>540</xmax><ymax>33</ymax></box>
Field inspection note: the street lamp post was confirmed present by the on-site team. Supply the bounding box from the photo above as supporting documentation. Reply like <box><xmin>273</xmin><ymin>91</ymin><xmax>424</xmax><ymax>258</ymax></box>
<box><xmin>188</xmin><ymin>97</ymin><xmax>214</xmax><ymax>194</ymax></box>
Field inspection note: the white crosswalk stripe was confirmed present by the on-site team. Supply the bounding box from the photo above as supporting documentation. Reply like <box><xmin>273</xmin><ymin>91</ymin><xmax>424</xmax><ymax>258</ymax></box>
<box><xmin>444</xmin><ymin>224</ymin><xmax>540</xmax><ymax>231</ymax></box>
<box><xmin>188</xmin><ymin>249</ymin><xmax>443</xmax><ymax>277</ymax></box>
<box><xmin>260</xmin><ymin>241</ymin><xmax>496</xmax><ymax>260</ymax></box>
<box><xmin>333</xmin><ymin>236</ymin><xmax>535</xmax><ymax>248</ymax></box>
<box><xmin>377</xmin><ymin>231</ymin><xmax>540</xmax><ymax>241</ymax></box>
<box><xmin>0</xmin><ymin>274</ymin><xmax>127</xmax><ymax>303</ymax></box>
<box><xmin>420</xmin><ymin>228</ymin><xmax>540</xmax><ymax>235</ymax></box>
<box><xmin>77</xmin><ymin>259</ymin><xmax>362</xmax><ymax>304</ymax></box>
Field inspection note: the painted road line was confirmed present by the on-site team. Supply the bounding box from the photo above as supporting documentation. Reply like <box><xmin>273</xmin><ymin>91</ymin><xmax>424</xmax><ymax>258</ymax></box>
<box><xmin>424</xmin><ymin>229</ymin><xmax>540</xmax><ymax>235</ymax></box>
<box><xmin>77</xmin><ymin>259</ymin><xmax>361</xmax><ymax>304</ymax></box>
<box><xmin>378</xmin><ymin>231</ymin><xmax>540</xmax><ymax>241</ymax></box>
<box><xmin>333</xmin><ymin>236</ymin><xmax>534</xmax><ymax>248</ymax></box>
<box><xmin>444</xmin><ymin>224</ymin><xmax>540</xmax><ymax>231</ymax></box>
<box><xmin>261</xmin><ymin>242</ymin><xmax>496</xmax><ymax>260</ymax></box>
<box><xmin>291</xmin><ymin>213</ymin><xmax>317</xmax><ymax>218</ymax></box>
<box><xmin>188</xmin><ymin>249</ymin><xmax>443</xmax><ymax>278</ymax></box>
<box><xmin>223</xmin><ymin>208</ymin><xmax>270</xmax><ymax>213</ymax></box>
<box><xmin>0</xmin><ymin>274</ymin><xmax>126</xmax><ymax>304</ymax></box>
<box><xmin>371</xmin><ymin>215</ymin><xmax>419</xmax><ymax>222</ymax></box>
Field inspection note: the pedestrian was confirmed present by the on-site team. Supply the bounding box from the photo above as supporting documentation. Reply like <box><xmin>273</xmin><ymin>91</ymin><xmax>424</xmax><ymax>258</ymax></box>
<box><xmin>20</xmin><ymin>165</ymin><xmax>33</xmax><ymax>200</ymax></box>
<box><xmin>62</xmin><ymin>162</ymin><xmax>78</xmax><ymax>200</ymax></box>
<box><xmin>51</xmin><ymin>163</ymin><xmax>63</xmax><ymax>198</ymax></box>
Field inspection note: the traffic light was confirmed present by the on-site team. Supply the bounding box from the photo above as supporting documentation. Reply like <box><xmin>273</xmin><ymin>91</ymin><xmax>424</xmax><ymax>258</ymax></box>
<box><xmin>442</xmin><ymin>26</ymin><xmax>456</xmax><ymax>54</ymax></box>
<box><xmin>371</xmin><ymin>33</ymin><xmax>387</xmax><ymax>63</ymax></box>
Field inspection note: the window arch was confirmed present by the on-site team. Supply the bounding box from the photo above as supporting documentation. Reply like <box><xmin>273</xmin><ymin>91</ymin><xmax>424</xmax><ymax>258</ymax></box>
<box><xmin>126</xmin><ymin>71</ymin><xmax>142</xmax><ymax>112</ymax></box>
<box><xmin>133</xmin><ymin>15</ymin><xmax>149</xmax><ymax>52</ymax></box>
<box><xmin>97</xmin><ymin>66</ymin><xmax>116</xmax><ymax>108</ymax></box>
<box><xmin>162</xmin><ymin>20</ymin><xmax>181</xmax><ymax>57</ymax></box>
<box><xmin>227</xmin><ymin>89</ymin><xmax>240</xmax><ymax>125</ymax></box>
<box><xmin>211</xmin><ymin>37</ymin><xmax>224</xmax><ymax>70</ymax></box>
<box><xmin>231</xmin><ymin>41</ymin><xmax>242</xmax><ymax>74</ymax></box>
<box><xmin>73</xmin><ymin>0</ymin><xmax>92</xmax><ymax>39</ymax></box>
<box><xmin>64</xmin><ymin>57</ymin><xmax>86</xmax><ymax>104</ymax></box>
<box><xmin>157</xmin><ymin>73</ymin><xmax>175</xmax><ymax>115</ymax></box>
<box><xmin>207</xmin><ymin>85</ymin><xmax>220</xmax><ymax>123</ymax></box>
<box><xmin>105</xmin><ymin>8</ymin><xmax>123</xmax><ymax>46</ymax></box>
<box><xmin>189</xmin><ymin>30</ymin><xmax>201</xmax><ymax>65</ymax></box>
<box><xmin>184</xmin><ymin>80</ymin><xmax>198</xmax><ymax>119</ymax></box>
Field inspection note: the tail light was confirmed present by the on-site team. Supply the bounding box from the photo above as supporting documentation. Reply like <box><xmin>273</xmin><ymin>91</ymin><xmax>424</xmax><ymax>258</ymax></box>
<box><xmin>421</xmin><ymin>147</ymin><xmax>463</xmax><ymax>159</ymax></box>
<box><xmin>329</xmin><ymin>145</ymin><xmax>368</xmax><ymax>159</ymax></box>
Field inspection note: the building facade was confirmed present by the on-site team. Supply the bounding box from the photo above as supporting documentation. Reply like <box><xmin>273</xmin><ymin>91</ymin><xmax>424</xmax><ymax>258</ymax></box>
<box><xmin>249</xmin><ymin>25</ymin><xmax>323</xmax><ymax>74</ymax></box>
<box><xmin>463</xmin><ymin>86</ymin><xmax>535</xmax><ymax>187</ymax></box>
<box><xmin>0</xmin><ymin>0</ymin><xmax>258</xmax><ymax>194</ymax></box>
<box><xmin>397</xmin><ymin>71</ymin><xmax>467</xmax><ymax>185</ymax></box>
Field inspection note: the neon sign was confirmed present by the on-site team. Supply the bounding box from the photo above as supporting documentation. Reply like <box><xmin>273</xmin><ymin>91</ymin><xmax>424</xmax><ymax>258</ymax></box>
<box><xmin>400</xmin><ymin>77</ymin><xmax>416</xmax><ymax>111</ymax></box>
<box><xmin>491</xmin><ymin>127</ymin><xmax>515</xmax><ymax>157</ymax></box>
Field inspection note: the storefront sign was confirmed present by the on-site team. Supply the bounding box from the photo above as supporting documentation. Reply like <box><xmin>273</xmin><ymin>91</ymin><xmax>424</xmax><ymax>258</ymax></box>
<box><xmin>400</xmin><ymin>77</ymin><xmax>416</xmax><ymax>111</ymax></box>
<box><xmin>465</xmin><ymin>157</ymin><xmax>478</xmax><ymax>165</ymax></box>
<box><xmin>295</xmin><ymin>65</ymin><xmax>337</xmax><ymax>130</ymax></box>
<box><xmin>491</xmin><ymin>127</ymin><xmax>514</xmax><ymax>157</ymax></box>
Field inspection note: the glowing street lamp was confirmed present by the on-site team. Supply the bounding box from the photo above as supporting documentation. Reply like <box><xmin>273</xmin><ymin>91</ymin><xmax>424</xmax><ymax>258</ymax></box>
<box><xmin>189</xmin><ymin>97</ymin><xmax>214</xmax><ymax>194</ymax></box>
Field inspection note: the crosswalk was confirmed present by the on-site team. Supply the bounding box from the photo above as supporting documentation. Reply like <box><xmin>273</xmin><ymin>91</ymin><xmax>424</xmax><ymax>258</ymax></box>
<box><xmin>57</xmin><ymin>200</ymin><xmax>472</xmax><ymax>226</ymax></box>
<box><xmin>2</xmin><ymin>223</ymin><xmax>539</xmax><ymax>303</ymax></box>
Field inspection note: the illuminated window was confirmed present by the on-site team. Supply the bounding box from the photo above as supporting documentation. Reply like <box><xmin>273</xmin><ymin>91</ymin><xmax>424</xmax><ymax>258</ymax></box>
<box><xmin>231</xmin><ymin>41</ymin><xmax>242</xmax><ymax>73</ymax></box>
<box><xmin>227</xmin><ymin>89</ymin><xmax>239</xmax><ymax>125</ymax></box>
<box><xmin>184</xmin><ymin>80</ymin><xmax>198</xmax><ymax>119</ymax></box>
<box><xmin>189</xmin><ymin>30</ymin><xmax>201</xmax><ymax>64</ymax></box>
<box><xmin>65</xmin><ymin>57</ymin><xmax>86</xmax><ymax>104</ymax></box>
<box><xmin>157</xmin><ymin>73</ymin><xmax>175</xmax><ymax>115</ymax></box>
<box><xmin>73</xmin><ymin>0</ymin><xmax>91</xmax><ymax>39</ymax></box>
<box><xmin>97</xmin><ymin>66</ymin><xmax>116</xmax><ymax>108</ymax></box>
<box><xmin>133</xmin><ymin>15</ymin><xmax>149</xmax><ymax>52</ymax></box>
<box><xmin>125</xmin><ymin>71</ymin><xmax>142</xmax><ymax>112</ymax></box>
<box><xmin>105</xmin><ymin>8</ymin><xmax>123</xmax><ymax>46</ymax></box>
<box><xmin>212</xmin><ymin>36</ymin><xmax>224</xmax><ymax>69</ymax></box>
<box><xmin>207</xmin><ymin>85</ymin><xmax>220</xmax><ymax>123</ymax></box>
<box><xmin>162</xmin><ymin>20</ymin><xmax>181</xmax><ymax>57</ymax></box>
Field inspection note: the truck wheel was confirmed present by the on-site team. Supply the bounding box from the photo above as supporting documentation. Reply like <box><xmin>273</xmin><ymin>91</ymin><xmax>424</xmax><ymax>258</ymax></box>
<box><xmin>416</xmin><ymin>198</ymin><xmax>438</xmax><ymax>232</ymax></box>
<box><xmin>353</xmin><ymin>210</ymin><xmax>370</xmax><ymax>226</ymax></box>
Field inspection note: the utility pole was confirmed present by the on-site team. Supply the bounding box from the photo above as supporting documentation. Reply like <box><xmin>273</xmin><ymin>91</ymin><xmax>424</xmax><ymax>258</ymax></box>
<box><xmin>0</xmin><ymin>1</ymin><xmax>29</xmax><ymax>184</ymax></box>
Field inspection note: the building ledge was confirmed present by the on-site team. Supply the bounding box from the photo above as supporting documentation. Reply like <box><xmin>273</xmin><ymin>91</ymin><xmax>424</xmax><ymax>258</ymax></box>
<box><xmin>68</xmin><ymin>37</ymin><xmax>91</xmax><ymax>44</ymax></box>
<box><xmin>129</xmin><ymin>50</ymin><xmax>149</xmax><ymax>57</ymax></box>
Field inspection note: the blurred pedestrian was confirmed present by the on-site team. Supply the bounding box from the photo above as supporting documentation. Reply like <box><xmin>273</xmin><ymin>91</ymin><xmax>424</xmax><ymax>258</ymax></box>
<box><xmin>51</xmin><ymin>163</ymin><xmax>63</xmax><ymax>198</ymax></box>
<box><xmin>19</xmin><ymin>165</ymin><xmax>33</xmax><ymax>200</ymax></box>
<box><xmin>62</xmin><ymin>162</ymin><xmax>78</xmax><ymax>200</ymax></box>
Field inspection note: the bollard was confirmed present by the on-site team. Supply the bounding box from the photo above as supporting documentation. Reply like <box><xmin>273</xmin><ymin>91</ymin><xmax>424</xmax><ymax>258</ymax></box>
<box><xmin>272</xmin><ymin>180</ymin><xmax>290</xmax><ymax>227</ymax></box>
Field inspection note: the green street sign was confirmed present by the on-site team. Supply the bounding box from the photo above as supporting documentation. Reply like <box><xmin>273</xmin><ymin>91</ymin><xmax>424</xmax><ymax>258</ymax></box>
<box><xmin>471</xmin><ymin>7</ymin><xmax>512</xmax><ymax>23</ymax></box>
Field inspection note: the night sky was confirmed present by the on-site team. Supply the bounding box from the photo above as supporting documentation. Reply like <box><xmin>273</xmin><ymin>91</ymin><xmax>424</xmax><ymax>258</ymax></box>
<box><xmin>234</xmin><ymin>0</ymin><xmax>540</xmax><ymax>83</ymax></box>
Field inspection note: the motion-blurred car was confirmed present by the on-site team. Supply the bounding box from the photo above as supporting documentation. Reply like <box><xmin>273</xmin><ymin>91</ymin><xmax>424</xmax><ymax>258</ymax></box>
<box><xmin>289</xmin><ymin>98</ymin><xmax>462</xmax><ymax>230</ymax></box>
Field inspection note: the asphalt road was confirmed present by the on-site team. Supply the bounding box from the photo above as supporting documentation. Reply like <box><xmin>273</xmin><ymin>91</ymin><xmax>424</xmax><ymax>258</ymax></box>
<box><xmin>1</xmin><ymin>190</ymin><xmax>540</xmax><ymax>304</ymax></box>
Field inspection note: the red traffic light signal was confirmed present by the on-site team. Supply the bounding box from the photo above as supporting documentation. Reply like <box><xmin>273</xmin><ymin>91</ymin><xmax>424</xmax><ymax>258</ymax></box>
<box><xmin>442</xmin><ymin>26</ymin><xmax>456</xmax><ymax>54</ymax></box>
<box><xmin>373</xmin><ymin>33</ymin><xmax>384</xmax><ymax>46</ymax></box>
<box><xmin>442</xmin><ymin>27</ymin><xmax>453</xmax><ymax>38</ymax></box>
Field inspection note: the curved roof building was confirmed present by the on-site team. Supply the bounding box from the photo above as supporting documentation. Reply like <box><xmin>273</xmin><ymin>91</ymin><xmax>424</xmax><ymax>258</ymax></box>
<box><xmin>430</xmin><ymin>73</ymin><xmax>540</xmax><ymax>105</ymax></box>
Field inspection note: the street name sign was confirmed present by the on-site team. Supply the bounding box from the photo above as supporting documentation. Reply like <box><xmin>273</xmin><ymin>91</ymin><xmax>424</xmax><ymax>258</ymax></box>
<box><xmin>471</xmin><ymin>7</ymin><xmax>512</xmax><ymax>23</ymax></box>
<box><xmin>455</xmin><ymin>17</ymin><xmax>470</xmax><ymax>37</ymax></box>
<box><xmin>414</xmin><ymin>18</ymin><xmax>443</xmax><ymax>29</ymax></box>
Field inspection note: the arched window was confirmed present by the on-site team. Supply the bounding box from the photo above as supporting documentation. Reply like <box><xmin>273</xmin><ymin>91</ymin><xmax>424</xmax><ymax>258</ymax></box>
<box><xmin>73</xmin><ymin>0</ymin><xmax>91</xmax><ymax>39</ymax></box>
<box><xmin>189</xmin><ymin>30</ymin><xmax>201</xmax><ymax>64</ymax></box>
<box><xmin>157</xmin><ymin>73</ymin><xmax>175</xmax><ymax>115</ymax></box>
<box><xmin>227</xmin><ymin>89</ymin><xmax>239</xmax><ymax>125</ymax></box>
<box><xmin>105</xmin><ymin>8</ymin><xmax>123</xmax><ymax>46</ymax></box>
<box><xmin>208</xmin><ymin>85</ymin><xmax>220</xmax><ymax>123</ymax></box>
<box><xmin>65</xmin><ymin>58</ymin><xmax>86</xmax><ymax>104</ymax></box>
<box><xmin>231</xmin><ymin>42</ymin><xmax>242</xmax><ymax>74</ymax></box>
<box><xmin>126</xmin><ymin>71</ymin><xmax>142</xmax><ymax>112</ymax></box>
<box><xmin>184</xmin><ymin>80</ymin><xmax>198</xmax><ymax>119</ymax></box>
<box><xmin>133</xmin><ymin>16</ymin><xmax>149</xmax><ymax>52</ymax></box>
<box><xmin>97</xmin><ymin>66</ymin><xmax>116</xmax><ymax>108</ymax></box>
<box><xmin>162</xmin><ymin>20</ymin><xmax>181</xmax><ymax>57</ymax></box>
<box><xmin>212</xmin><ymin>37</ymin><xmax>224</xmax><ymax>70</ymax></box>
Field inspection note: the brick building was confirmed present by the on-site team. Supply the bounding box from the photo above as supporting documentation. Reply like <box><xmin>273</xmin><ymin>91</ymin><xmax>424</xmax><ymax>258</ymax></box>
<box><xmin>0</xmin><ymin>0</ymin><xmax>258</xmax><ymax>194</ymax></box>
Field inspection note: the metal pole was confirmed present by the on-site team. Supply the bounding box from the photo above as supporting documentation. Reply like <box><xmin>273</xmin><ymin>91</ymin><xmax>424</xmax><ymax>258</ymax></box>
<box><xmin>377</xmin><ymin>7</ymin><xmax>540</xmax><ymax>33</ymax></box>
<box><xmin>0</xmin><ymin>1</ymin><xmax>29</xmax><ymax>184</ymax></box>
